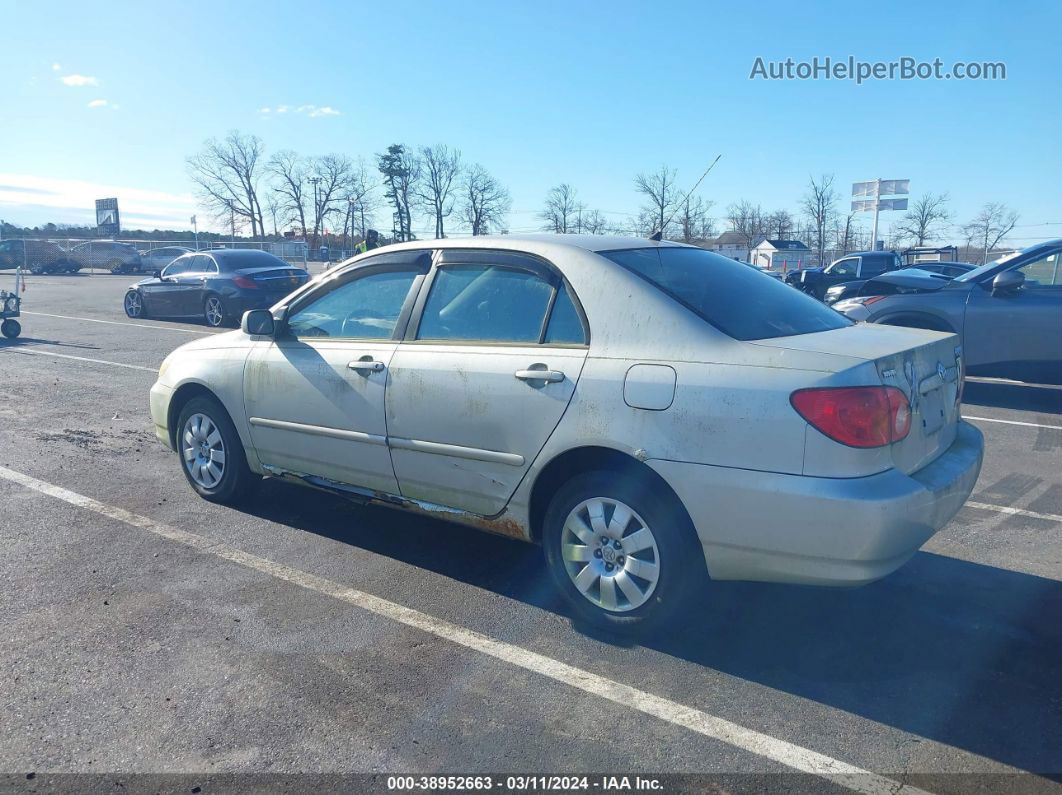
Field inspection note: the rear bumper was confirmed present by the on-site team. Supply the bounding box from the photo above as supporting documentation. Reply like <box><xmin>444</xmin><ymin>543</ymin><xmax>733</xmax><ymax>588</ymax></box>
<box><xmin>648</xmin><ymin>421</ymin><xmax>984</xmax><ymax>585</ymax></box>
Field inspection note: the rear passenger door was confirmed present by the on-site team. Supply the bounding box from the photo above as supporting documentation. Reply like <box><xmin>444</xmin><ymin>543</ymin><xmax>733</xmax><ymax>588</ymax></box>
<box><xmin>385</xmin><ymin>249</ymin><xmax>590</xmax><ymax>516</ymax></box>
<box><xmin>171</xmin><ymin>254</ymin><xmax>215</xmax><ymax>316</ymax></box>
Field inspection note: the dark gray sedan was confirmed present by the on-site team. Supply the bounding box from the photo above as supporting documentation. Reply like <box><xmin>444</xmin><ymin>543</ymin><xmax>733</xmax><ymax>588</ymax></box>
<box><xmin>123</xmin><ymin>249</ymin><xmax>310</xmax><ymax>327</ymax></box>
<box><xmin>833</xmin><ymin>240</ymin><xmax>1062</xmax><ymax>384</ymax></box>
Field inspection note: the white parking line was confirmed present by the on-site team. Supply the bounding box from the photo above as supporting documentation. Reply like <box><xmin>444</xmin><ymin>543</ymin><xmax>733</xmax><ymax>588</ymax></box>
<box><xmin>1</xmin><ymin>347</ymin><xmax>157</xmax><ymax>372</ymax></box>
<box><xmin>963</xmin><ymin>415</ymin><xmax>1061</xmax><ymax>431</ymax></box>
<box><xmin>22</xmin><ymin>311</ymin><xmax>215</xmax><ymax>335</ymax></box>
<box><xmin>0</xmin><ymin>463</ymin><xmax>928</xmax><ymax>795</ymax></box>
<box><xmin>966</xmin><ymin>501</ymin><xmax>1062</xmax><ymax>524</ymax></box>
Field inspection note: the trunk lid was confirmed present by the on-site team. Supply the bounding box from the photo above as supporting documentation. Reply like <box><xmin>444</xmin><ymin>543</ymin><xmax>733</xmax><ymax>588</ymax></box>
<box><xmin>235</xmin><ymin>266</ymin><xmax>309</xmax><ymax>291</ymax></box>
<box><xmin>752</xmin><ymin>324</ymin><xmax>963</xmax><ymax>474</ymax></box>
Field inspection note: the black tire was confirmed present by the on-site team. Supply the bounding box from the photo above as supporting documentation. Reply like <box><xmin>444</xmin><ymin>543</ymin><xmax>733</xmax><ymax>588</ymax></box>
<box><xmin>543</xmin><ymin>470</ymin><xmax>703</xmax><ymax>635</ymax></box>
<box><xmin>1</xmin><ymin>319</ymin><xmax>20</xmax><ymax>339</ymax></box>
<box><xmin>203</xmin><ymin>294</ymin><xmax>227</xmax><ymax>327</ymax></box>
<box><xmin>175</xmin><ymin>395</ymin><xmax>256</xmax><ymax>504</ymax></box>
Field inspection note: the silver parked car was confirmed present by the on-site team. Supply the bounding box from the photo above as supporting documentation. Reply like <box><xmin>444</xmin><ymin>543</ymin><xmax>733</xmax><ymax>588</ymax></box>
<box><xmin>834</xmin><ymin>240</ymin><xmax>1062</xmax><ymax>384</ymax></box>
<box><xmin>140</xmin><ymin>246</ymin><xmax>194</xmax><ymax>274</ymax></box>
<box><xmin>149</xmin><ymin>235</ymin><xmax>983</xmax><ymax>631</ymax></box>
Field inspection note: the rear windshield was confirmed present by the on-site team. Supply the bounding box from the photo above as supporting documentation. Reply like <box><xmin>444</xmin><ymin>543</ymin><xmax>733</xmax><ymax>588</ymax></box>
<box><xmin>599</xmin><ymin>247</ymin><xmax>851</xmax><ymax>341</ymax></box>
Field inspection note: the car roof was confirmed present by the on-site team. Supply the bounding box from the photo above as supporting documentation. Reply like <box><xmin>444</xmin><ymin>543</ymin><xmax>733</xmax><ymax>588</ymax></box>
<box><xmin>367</xmin><ymin>233</ymin><xmax>688</xmax><ymax>258</ymax></box>
<box><xmin>201</xmin><ymin>249</ymin><xmax>285</xmax><ymax>264</ymax></box>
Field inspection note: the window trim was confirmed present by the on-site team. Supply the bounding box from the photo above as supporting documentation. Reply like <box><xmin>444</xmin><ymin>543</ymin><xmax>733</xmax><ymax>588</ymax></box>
<box><xmin>280</xmin><ymin>255</ymin><xmax>431</xmax><ymax>342</ymax></box>
<box><xmin>404</xmin><ymin>248</ymin><xmax>589</xmax><ymax>347</ymax></box>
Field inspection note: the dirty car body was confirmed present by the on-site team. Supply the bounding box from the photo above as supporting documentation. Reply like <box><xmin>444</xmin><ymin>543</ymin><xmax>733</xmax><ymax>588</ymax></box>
<box><xmin>834</xmin><ymin>240</ymin><xmax>1062</xmax><ymax>384</ymax></box>
<box><xmin>150</xmin><ymin>235</ymin><xmax>983</xmax><ymax>630</ymax></box>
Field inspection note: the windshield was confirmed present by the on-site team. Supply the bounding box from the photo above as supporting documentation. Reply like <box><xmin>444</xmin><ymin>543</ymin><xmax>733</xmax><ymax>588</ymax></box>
<box><xmin>600</xmin><ymin>247</ymin><xmax>851</xmax><ymax>340</ymax></box>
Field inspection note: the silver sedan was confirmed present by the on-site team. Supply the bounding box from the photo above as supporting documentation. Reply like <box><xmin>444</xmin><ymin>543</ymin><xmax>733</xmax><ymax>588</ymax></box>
<box><xmin>149</xmin><ymin>235</ymin><xmax>983</xmax><ymax>632</ymax></box>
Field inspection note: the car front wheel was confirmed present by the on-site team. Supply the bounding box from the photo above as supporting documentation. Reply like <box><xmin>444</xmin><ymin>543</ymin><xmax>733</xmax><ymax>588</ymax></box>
<box><xmin>543</xmin><ymin>470</ymin><xmax>703</xmax><ymax>634</ymax></box>
<box><xmin>123</xmin><ymin>290</ymin><xmax>147</xmax><ymax>318</ymax></box>
<box><xmin>176</xmin><ymin>395</ymin><xmax>255</xmax><ymax>504</ymax></box>
<box><xmin>1</xmin><ymin>319</ymin><xmax>21</xmax><ymax>338</ymax></box>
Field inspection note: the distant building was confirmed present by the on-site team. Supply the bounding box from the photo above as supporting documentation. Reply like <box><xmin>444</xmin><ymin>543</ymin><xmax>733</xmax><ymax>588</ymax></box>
<box><xmin>750</xmin><ymin>239</ymin><xmax>811</xmax><ymax>271</ymax></box>
<box><xmin>700</xmin><ymin>230</ymin><xmax>750</xmax><ymax>261</ymax></box>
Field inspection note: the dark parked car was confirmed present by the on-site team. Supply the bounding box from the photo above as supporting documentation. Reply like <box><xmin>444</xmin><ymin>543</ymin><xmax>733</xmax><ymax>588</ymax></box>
<box><xmin>833</xmin><ymin>240</ymin><xmax>1062</xmax><ymax>384</ymax></box>
<box><xmin>785</xmin><ymin>250</ymin><xmax>903</xmax><ymax>299</ymax></box>
<box><xmin>0</xmin><ymin>239</ymin><xmax>78</xmax><ymax>273</ymax></box>
<box><xmin>823</xmin><ymin>262</ymin><xmax>975</xmax><ymax>304</ymax></box>
<box><xmin>70</xmin><ymin>240</ymin><xmax>143</xmax><ymax>273</ymax></box>
<box><xmin>123</xmin><ymin>249</ymin><xmax>311</xmax><ymax>327</ymax></box>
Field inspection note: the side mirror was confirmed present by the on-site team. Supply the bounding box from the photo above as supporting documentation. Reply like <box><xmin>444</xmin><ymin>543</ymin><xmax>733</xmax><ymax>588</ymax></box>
<box><xmin>152</xmin><ymin>270</ymin><xmax>162</xmax><ymax>279</ymax></box>
<box><xmin>991</xmin><ymin>269</ymin><xmax>1024</xmax><ymax>295</ymax></box>
<box><xmin>241</xmin><ymin>309</ymin><xmax>275</xmax><ymax>336</ymax></box>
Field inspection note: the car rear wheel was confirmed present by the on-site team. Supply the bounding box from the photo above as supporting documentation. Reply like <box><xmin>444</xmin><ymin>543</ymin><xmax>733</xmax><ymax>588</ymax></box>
<box><xmin>543</xmin><ymin>470</ymin><xmax>703</xmax><ymax>634</ymax></box>
<box><xmin>1</xmin><ymin>319</ymin><xmax>20</xmax><ymax>338</ymax></box>
<box><xmin>176</xmin><ymin>395</ymin><xmax>255</xmax><ymax>504</ymax></box>
<box><xmin>203</xmin><ymin>295</ymin><xmax>227</xmax><ymax>327</ymax></box>
<box><xmin>124</xmin><ymin>290</ymin><xmax>146</xmax><ymax>319</ymax></box>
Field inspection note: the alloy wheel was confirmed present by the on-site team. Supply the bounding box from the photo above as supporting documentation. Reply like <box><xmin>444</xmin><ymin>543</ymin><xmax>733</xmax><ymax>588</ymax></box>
<box><xmin>560</xmin><ymin>497</ymin><xmax>661</xmax><ymax>612</ymax></box>
<box><xmin>182</xmin><ymin>413</ymin><xmax>227</xmax><ymax>489</ymax></box>
<box><xmin>204</xmin><ymin>296</ymin><xmax>224</xmax><ymax>327</ymax></box>
<box><xmin>124</xmin><ymin>291</ymin><xmax>143</xmax><ymax>318</ymax></box>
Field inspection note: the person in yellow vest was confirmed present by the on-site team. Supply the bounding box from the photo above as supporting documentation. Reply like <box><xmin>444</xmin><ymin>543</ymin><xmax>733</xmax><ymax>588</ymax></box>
<box><xmin>354</xmin><ymin>229</ymin><xmax>380</xmax><ymax>255</ymax></box>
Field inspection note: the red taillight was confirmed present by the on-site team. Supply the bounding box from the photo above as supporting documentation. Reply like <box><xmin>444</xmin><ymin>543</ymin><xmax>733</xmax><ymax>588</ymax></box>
<box><xmin>791</xmin><ymin>386</ymin><xmax>911</xmax><ymax>448</ymax></box>
<box><xmin>860</xmin><ymin>295</ymin><xmax>888</xmax><ymax>306</ymax></box>
<box><xmin>232</xmin><ymin>274</ymin><xmax>257</xmax><ymax>289</ymax></box>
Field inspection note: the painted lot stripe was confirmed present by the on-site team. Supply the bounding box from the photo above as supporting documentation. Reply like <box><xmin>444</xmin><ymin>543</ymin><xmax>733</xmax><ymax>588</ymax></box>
<box><xmin>1</xmin><ymin>347</ymin><xmax>157</xmax><ymax>372</ymax></box>
<box><xmin>963</xmin><ymin>415</ymin><xmax>1061</xmax><ymax>431</ymax></box>
<box><xmin>0</xmin><ymin>464</ymin><xmax>927</xmax><ymax>795</ymax></box>
<box><xmin>22</xmin><ymin>311</ymin><xmax>215</xmax><ymax>335</ymax></box>
<box><xmin>966</xmin><ymin>501</ymin><xmax>1062</xmax><ymax>525</ymax></box>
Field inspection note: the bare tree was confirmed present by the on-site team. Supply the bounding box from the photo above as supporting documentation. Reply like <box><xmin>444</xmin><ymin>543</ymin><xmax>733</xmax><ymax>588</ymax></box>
<box><xmin>800</xmin><ymin>174</ymin><xmax>837</xmax><ymax>265</ymax></box>
<box><xmin>963</xmin><ymin>202</ymin><xmax>1019</xmax><ymax>264</ymax></box>
<box><xmin>676</xmin><ymin>195</ymin><xmax>716</xmax><ymax>243</ymax></box>
<box><xmin>634</xmin><ymin>165</ymin><xmax>679</xmax><ymax>238</ymax></box>
<box><xmin>463</xmin><ymin>164</ymin><xmax>510</xmax><ymax>235</ymax></box>
<box><xmin>894</xmin><ymin>192</ymin><xmax>953</xmax><ymax>246</ymax></box>
<box><xmin>764</xmin><ymin>209</ymin><xmax>794</xmax><ymax>240</ymax></box>
<box><xmin>415</xmin><ymin>145</ymin><xmax>462</xmax><ymax>238</ymax></box>
<box><xmin>578</xmin><ymin>209</ymin><xmax>609</xmax><ymax>235</ymax></box>
<box><xmin>377</xmin><ymin>144</ymin><xmax>420</xmax><ymax>241</ymax></box>
<box><xmin>308</xmin><ymin>154</ymin><xmax>355</xmax><ymax>248</ymax></box>
<box><xmin>540</xmin><ymin>184</ymin><xmax>583</xmax><ymax>234</ymax></box>
<box><xmin>345</xmin><ymin>158</ymin><xmax>382</xmax><ymax>241</ymax></box>
<box><xmin>726</xmin><ymin>200</ymin><xmax>766</xmax><ymax>249</ymax></box>
<box><xmin>187</xmin><ymin>131</ymin><xmax>266</xmax><ymax>239</ymax></box>
<box><xmin>264</xmin><ymin>191</ymin><xmax>283</xmax><ymax>237</ymax></box>
<box><xmin>267</xmin><ymin>150</ymin><xmax>309</xmax><ymax>238</ymax></box>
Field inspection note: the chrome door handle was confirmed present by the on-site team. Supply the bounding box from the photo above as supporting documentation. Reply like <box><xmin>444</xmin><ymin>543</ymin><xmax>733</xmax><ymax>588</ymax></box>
<box><xmin>348</xmin><ymin>360</ymin><xmax>385</xmax><ymax>373</ymax></box>
<box><xmin>514</xmin><ymin>368</ymin><xmax>564</xmax><ymax>383</ymax></box>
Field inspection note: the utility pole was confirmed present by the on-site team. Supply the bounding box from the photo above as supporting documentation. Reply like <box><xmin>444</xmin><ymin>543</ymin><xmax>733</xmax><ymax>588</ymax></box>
<box><xmin>309</xmin><ymin>176</ymin><xmax>322</xmax><ymax>251</ymax></box>
<box><xmin>869</xmin><ymin>178</ymin><xmax>881</xmax><ymax>252</ymax></box>
<box><xmin>191</xmin><ymin>215</ymin><xmax>199</xmax><ymax>251</ymax></box>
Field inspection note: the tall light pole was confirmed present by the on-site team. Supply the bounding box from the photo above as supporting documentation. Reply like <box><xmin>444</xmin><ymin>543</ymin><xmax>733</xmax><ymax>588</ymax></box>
<box><xmin>852</xmin><ymin>179</ymin><xmax>909</xmax><ymax>251</ymax></box>
<box><xmin>309</xmin><ymin>176</ymin><xmax>322</xmax><ymax>253</ymax></box>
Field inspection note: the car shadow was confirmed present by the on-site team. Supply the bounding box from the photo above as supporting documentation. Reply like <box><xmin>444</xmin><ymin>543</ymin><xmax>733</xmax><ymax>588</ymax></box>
<box><xmin>0</xmin><ymin>336</ymin><xmax>100</xmax><ymax>350</ymax></box>
<box><xmin>238</xmin><ymin>479</ymin><xmax>1062</xmax><ymax>775</ymax></box>
<box><xmin>963</xmin><ymin>380</ymin><xmax>1062</xmax><ymax>416</ymax></box>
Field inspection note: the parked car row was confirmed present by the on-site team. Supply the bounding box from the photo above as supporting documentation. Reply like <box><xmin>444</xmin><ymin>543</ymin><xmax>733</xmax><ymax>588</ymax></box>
<box><xmin>0</xmin><ymin>240</ymin><xmax>195</xmax><ymax>274</ymax></box>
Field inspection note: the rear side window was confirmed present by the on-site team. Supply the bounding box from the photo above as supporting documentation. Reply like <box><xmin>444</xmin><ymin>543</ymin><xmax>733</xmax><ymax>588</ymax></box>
<box><xmin>860</xmin><ymin>256</ymin><xmax>887</xmax><ymax>276</ymax></box>
<box><xmin>417</xmin><ymin>264</ymin><xmax>554</xmax><ymax>343</ymax></box>
<box><xmin>544</xmin><ymin>283</ymin><xmax>587</xmax><ymax>344</ymax></box>
<box><xmin>600</xmin><ymin>247</ymin><xmax>850</xmax><ymax>341</ymax></box>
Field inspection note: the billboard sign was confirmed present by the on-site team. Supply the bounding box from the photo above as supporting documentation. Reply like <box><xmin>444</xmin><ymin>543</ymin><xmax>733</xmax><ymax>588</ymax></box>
<box><xmin>96</xmin><ymin>197</ymin><xmax>120</xmax><ymax>237</ymax></box>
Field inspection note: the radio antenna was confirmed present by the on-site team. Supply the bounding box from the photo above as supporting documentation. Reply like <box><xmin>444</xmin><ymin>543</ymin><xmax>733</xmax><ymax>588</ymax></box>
<box><xmin>649</xmin><ymin>154</ymin><xmax>722</xmax><ymax>241</ymax></box>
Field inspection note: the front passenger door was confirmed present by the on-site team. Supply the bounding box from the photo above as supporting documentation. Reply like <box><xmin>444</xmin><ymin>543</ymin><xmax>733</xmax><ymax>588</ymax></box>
<box><xmin>964</xmin><ymin>248</ymin><xmax>1062</xmax><ymax>381</ymax></box>
<box><xmin>243</xmin><ymin>254</ymin><xmax>430</xmax><ymax>493</ymax></box>
<box><xmin>385</xmin><ymin>250</ymin><xmax>590</xmax><ymax>516</ymax></box>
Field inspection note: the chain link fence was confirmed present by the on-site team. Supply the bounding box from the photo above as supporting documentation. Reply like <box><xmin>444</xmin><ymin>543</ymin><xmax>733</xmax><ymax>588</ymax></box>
<box><xmin>0</xmin><ymin>237</ymin><xmax>309</xmax><ymax>275</ymax></box>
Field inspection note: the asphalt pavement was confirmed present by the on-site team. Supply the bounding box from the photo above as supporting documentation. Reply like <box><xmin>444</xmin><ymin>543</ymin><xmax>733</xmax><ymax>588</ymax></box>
<box><xmin>1</xmin><ymin>269</ymin><xmax>1060</xmax><ymax>793</ymax></box>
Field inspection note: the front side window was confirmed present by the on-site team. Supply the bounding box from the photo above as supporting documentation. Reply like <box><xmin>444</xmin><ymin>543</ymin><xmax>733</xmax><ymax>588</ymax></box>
<box><xmin>286</xmin><ymin>269</ymin><xmax>420</xmax><ymax>339</ymax></box>
<box><xmin>1016</xmin><ymin>250</ymin><xmax>1062</xmax><ymax>288</ymax></box>
<box><xmin>829</xmin><ymin>258</ymin><xmax>858</xmax><ymax>277</ymax></box>
<box><xmin>417</xmin><ymin>264</ymin><xmax>555</xmax><ymax>343</ymax></box>
<box><xmin>600</xmin><ymin>247</ymin><xmax>850</xmax><ymax>341</ymax></box>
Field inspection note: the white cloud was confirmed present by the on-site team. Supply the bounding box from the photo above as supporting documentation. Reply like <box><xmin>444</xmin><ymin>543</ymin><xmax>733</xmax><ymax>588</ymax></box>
<box><xmin>87</xmin><ymin>99</ymin><xmax>108</xmax><ymax>108</ymax></box>
<box><xmin>0</xmin><ymin>173</ymin><xmax>199</xmax><ymax>231</ymax></box>
<box><xmin>258</xmin><ymin>103</ymin><xmax>340</xmax><ymax>118</ymax></box>
<box><xmin>51</xmin><ymin>62</ymin><xmax>61</xmax><ymax>71</ymax></box>
<box><xmin>60</xmin><ymin>74</ymin><xmax>99</xmax><ymax>87</ymax></box>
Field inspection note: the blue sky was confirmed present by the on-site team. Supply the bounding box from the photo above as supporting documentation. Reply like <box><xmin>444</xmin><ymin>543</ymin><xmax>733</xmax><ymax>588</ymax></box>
<box><xmin>1</xmin><ymin>0</ymin><xmax>1059</xmax><ymax>244</ymax></box>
